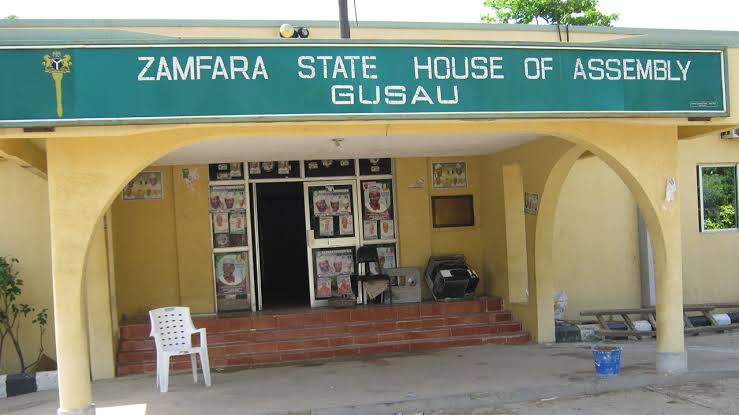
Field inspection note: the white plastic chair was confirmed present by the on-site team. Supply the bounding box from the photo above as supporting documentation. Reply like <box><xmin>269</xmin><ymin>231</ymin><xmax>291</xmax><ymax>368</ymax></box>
<box><xmin>148</xmin><ymin>306</ymin><xmax>211</xmax><ymax>393</ymax></box>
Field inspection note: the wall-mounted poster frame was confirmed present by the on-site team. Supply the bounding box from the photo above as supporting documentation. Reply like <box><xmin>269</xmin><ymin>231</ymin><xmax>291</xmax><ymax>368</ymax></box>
<box><xmin>432</xmin><ymin>161</ymin><xmax>468</xmax><ymax>189</ymax></box>
<box><xmin>208</xmin><ymin>162</ymin><xmax>256</xmax><ymax>313</ymax></box>
<box><xmin>122</xmin><ymin>170</ymin><xmax>164</xmax><ymax>200</ymax></box>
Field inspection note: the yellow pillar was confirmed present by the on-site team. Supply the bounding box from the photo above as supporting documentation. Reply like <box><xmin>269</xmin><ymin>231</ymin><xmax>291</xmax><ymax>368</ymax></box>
<box><xmin>652</xmin><ymin>173</ymin><xmax>687</xmax><ymax>373</ymax></box>
<box><xmin>502</xmin><ymin>163</ymin><xmax>529</xmax><ymax>304</ymax></box>
<box><xmin>47</xmin><ymin>143</ymin><xmax>95</xmax><ymax>414</ymax></box>
<box><xmin>85</xmin><ymin>218</ymin><xmax>116</xmax><ymax>380</ymax></box>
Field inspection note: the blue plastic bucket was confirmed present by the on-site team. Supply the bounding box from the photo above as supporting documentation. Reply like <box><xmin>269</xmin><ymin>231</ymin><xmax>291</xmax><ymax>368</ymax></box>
<box><xmin>592</xmin><ymin>345</ymin><xmax>622</xmax><ymax>377</ymax></box>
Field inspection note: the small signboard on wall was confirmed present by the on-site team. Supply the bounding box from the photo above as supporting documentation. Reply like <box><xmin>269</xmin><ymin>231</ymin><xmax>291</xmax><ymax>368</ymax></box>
<box><xmin>432</xmin><ymin>162</ymin><xmax>467</xmax><ymax>189</ymax></box>
<box><xmin>524</xmin><ymin>192</ymin><xmax>540</xmax><ymax>215</ymax></box>
<box><xmin>122</xmin><ymin>171</ymin><xmax>163</xmax><ymax>200</ymax></box>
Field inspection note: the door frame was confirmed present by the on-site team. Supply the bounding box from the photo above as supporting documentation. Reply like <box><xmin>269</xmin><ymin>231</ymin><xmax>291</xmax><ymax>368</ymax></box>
<box><xmin>242</xmin><ymin>159</ymin><xmax>400</xmax><ymax>310</ymax></box>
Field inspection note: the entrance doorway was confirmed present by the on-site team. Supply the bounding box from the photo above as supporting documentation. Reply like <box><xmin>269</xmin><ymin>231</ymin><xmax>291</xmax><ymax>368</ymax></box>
<box><xmin>255</xmin><ymin>182</ymin><xmax>310</xmax><ymax>309</ymax></box>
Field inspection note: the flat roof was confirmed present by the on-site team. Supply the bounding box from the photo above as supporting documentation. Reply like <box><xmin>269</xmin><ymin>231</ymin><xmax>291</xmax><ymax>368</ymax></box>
<box><xmin>0</xmin><ymin>19</ymin><xmax>738</xmax><ymax>48</ymax></box>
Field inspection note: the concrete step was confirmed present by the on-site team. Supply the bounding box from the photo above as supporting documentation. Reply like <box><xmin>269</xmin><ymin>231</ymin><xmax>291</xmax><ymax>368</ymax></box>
<box><xmin>116</xmin><ymin>331</ymin><xmax>531</xmax><ymax>376</ymax></box>
<box><xmin>117</xmin><ymin>320</ymin><xmax>524</xmax><ymax>365</ymax></box>
<box><xmin>118</xmin><ymin>310</ymin><xmax>515</xmax><ymax>352</ymax></box>
<box><xmin>118</xmin><ymin>298</ymin><xmax>505</xmax><ymax>340</ymax></box>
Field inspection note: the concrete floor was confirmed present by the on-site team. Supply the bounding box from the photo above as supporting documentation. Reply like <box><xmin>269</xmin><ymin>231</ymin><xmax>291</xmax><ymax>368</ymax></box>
<box><xmin>3</xmin><ymin>331</ymin><xmax>739</xmax><ymax>415</ymax></box>
<box><xmin>432</xmin><ymin>379</ymin><xmax>739</xmax><ymax>415</ymax></box>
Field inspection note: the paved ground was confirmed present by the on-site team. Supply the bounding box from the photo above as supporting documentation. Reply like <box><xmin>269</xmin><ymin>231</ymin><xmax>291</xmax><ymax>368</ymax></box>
<box><xmin>2</xmin><ymin>331</ymin><xmax>739</xmax><ymax>415</ymax></box>
<box><xmin>432</xmin><ymin>379</ymin><xmax>739</xmax><ymax>415</ymax></box>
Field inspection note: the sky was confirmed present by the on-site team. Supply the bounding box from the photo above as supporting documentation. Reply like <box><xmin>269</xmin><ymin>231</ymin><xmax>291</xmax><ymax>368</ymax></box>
<box><xmin>1</xmin><ymin>0</ymin><xmax>738</xmax><ymax>31</ymax></box>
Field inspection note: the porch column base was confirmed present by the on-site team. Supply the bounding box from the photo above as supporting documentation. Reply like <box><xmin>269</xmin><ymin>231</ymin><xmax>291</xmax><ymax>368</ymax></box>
<box><xmin>58</xmin><ymin>404</ymin><xmax>95</xmax><ymax>415</ymax></box>
<box><xmin>656</xmin><ymin>351</ymin><xmax>687</xmax><ymax>374</ymax></box>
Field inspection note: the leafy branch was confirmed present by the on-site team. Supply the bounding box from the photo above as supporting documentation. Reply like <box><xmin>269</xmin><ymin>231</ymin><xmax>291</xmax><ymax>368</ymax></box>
<box><xmin>0</xmin><ymin>256</ymin><xmax>48</xmax><ymax>374</ymax></box>
<box><xmin>482</xmin><ymin>0</ymin><xmax>618</xmax><ymax>27</ymax></box>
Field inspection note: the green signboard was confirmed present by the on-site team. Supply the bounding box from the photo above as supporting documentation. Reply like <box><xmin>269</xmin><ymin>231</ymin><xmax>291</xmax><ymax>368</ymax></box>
<box><xmin>0</xmin><ymin>42</ymin><xmax>728</xmax><ymax>126</ymax></box>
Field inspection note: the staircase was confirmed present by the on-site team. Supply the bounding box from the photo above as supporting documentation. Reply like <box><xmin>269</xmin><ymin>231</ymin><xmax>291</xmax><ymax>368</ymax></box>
<box><xmin>116</xmin><ymin>298</ymin><xmax>529</xmax><ymax>376</ymax></box>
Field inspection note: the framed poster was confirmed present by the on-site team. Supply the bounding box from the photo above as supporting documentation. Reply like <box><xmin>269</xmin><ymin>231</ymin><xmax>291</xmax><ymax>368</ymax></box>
<box><xmin>210</xmin><ymin>184</ymin><xmax>248</xmax><ymax>247</ymax></box>
<box><xmin>432</xmin><ymin>162</ymin><xmax>467</xmax><ymax>189</ymax></box>
<box><xmin>363</xmin><ymin>220</ymin><xmax>378</xmax><ymax>240</ymax></box>
<box><xmin>369</xmin><ymin>244</ymin><xmax>397</xmax><ymax>274</ymax></box>
<box><xmin>359</xmin><ymin>158</ymin><xmax>392</xmax><ymax>176</ymax></box>
<box><xmin>319</xmin><ymin>216</ymin><xmax>335</xmax><ymax>236</ymax></box>
<box><xmin>380</xmin><ymin>220</ymin><xmax>395</xmax><ymax>240</ymax></box>
<box><xmin>361</xmin><ymin>179</ymin><xmax>395</xmax><ymax>241</ymax></box>
<box><xmin>524</xmin><ymin>192</ymin><xmax>540</xmax><ymax>215</ymax></box>
<box><xmin>308</xmin><ymin>185</ymin><xmax>355</xmax><ymax>239</ymax></box>
<box><xmin>337</xmin><ymin>275</ymin><xmax>353</xmax><ymax>295</ymax></box>
<box><xmin>214</xmin><ymin>251</ymin><xmax>250</xmax><ymax>311</ymax></box>
<box><xmin>212</xmin><ymin>212</ymin><xmax>229</xmax><ymax>233</ymax></box>
<box><xmin>248</xmin><ymin>160</ymin><xmax>301</xmax><ymax>179</ymax></box>
<box><xmin>304</xmin><ymin>159</ymin><xmax>355</xmax><ymax>178</ymax></box>
<box><xmin>122</xmin><ymin>171</ymin><xmax>163</xmax><ymax>200</ymax></box>
<box><xmin>208</xmin><ymin>162</ymin><xmax>243</xmax><ymax>181</ymax></box>
<box><xmin>313</xmin><ymin>247</ymin><xmax>355</xmax><ymax>299</ymax></box>
<box><xmin>339</xmin><ymin>215</ymin><xmax>354</xmax><ymax>236</ymax></box>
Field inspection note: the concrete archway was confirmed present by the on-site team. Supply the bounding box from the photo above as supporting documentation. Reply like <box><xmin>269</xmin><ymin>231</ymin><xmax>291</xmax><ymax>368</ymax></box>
<box><xmin>45</xmin><ymin>120</ymin><xmax>686</xmax><ymax>413</ymax></box>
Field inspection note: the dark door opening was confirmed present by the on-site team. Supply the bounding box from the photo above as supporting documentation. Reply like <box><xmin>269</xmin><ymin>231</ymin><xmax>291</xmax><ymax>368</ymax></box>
<box><xmin>256</xmin><ymin>182</ymin><xmax>310</xmax><ymax>309</ymax></box>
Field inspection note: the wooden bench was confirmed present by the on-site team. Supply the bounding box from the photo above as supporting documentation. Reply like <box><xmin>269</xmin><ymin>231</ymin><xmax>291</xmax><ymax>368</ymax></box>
<box><xmin>579</xmin><ymin>304</ymin><xmax>739</xmax><ymax>339</ymax></box>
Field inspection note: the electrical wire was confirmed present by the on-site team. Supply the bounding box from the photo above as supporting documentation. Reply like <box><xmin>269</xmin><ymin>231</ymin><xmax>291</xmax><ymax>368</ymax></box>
<box><xmin>353</xmin><ymin>0</ymin><xmax>359</xmax><ymax>26</ymax></box>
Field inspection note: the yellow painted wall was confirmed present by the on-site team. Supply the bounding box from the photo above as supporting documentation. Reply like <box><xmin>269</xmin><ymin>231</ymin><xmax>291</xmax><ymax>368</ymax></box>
<box><xmin>551</xmin><ymin>156</ymin><xmax>642</xmax><ymax>320</ymax></box>
<box><xmin>111</xmin><ymin>164</ymin><xmax>214</xmax><ymax>319</ymax></box>
<box><xmin>172</xmin><ymin>165</ymin><xmax>215</xmax><ymax>314</ymax></box>
<box><xmin>479</xmin><ymin>137</ymin><xmax>577</xmax><ymax>338</ymax></box>
<box><xmin>545</xmin><ymin>133</ymin><xmax>739</xmax><ymax>319</ymax></box>
<box><xmin>112</xmin><ymin>166</ymin><xmax>181</xmax><ymax>319</ymax></box>
<box><xmin>396</xmin><ymin>156</ymin><xmax>485</xmax><ymax>299</ymax></box>
<box><xmin>112</xmin><ymin>157</ymin><xmax>486</xmax><ymax>313</ymax></box>
<box><xmin>680</xmin><ymin>134</ymin><xmax>739</xmax><ymax>305</ymax></box>
<box><xmin>0</xmin><ymin>161</ymin><xmax>55</xmax><ymax>374</ymax></box>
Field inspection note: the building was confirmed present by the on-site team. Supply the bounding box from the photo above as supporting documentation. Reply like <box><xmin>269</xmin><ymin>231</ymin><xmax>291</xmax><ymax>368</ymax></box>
<box><xmin>0</xmin><ymin>19</ymin><xmax>738</xmax><ymax>415</ymax></box>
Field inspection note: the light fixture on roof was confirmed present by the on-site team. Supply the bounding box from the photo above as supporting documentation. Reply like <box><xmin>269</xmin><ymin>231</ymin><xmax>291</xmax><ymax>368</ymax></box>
<box><xmin>330</xmin><ymin>138</ymin><xmax>345</xmax><ymax>154</ymax></box>
<box><xmin>279</xmin><ymin>23</ymin><xmax>310</xmax><ymax>39</ymax></box>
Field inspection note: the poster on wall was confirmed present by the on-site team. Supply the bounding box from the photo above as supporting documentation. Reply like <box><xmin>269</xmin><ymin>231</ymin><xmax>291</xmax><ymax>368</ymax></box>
<box><xmin>369</xmin><ymin>244</ymin><xmax>397</xmax><ymax>274</ymax></box>
<box><xmin>209</xmin><ymin>184</ymin><xmax>247</xmax><ymax>247</ymax></box>
<box><xmin>214</xmin><ymin>252</ymin><xmax>249</xmax><ymax>299</ymax></box>
<box><xmin>380</xmin><ymin>220</ymin><xmax>395</xmax><ymax>240</ymax></box>
<box><xmin>363</xmin><ymin>220</ymin><xmax>378</xmax><ymax>240</ymax></box>
<box><xmin>212</xmin><ymin>212</ymin><xmax>229</xmax><ymax>233</ymax></box>
<box><xmin>122</xmin><ymin>171</ymin><xmax>163</xmax><ymax>200</ymax></box>
<box><xmin>208</xmin><ymin>163</ymin><xmax>243</xmax><ymax>181</ymax></box>
<box><xmin>313</xmin><ymin>247</ymin><xmax>355</xmax><ymax>299</ymax></box>
<box><xmin>524</xmin><ymin>192</ymin><xmax>540</xmax><ymax>215</ymax></box>
<box><xmin>361</xmin><ymin>179</ymin><xmax>395</xmax><ymax>241</ymax></box>
<box><xmin>339</xmin><ymin>215</ymin><xmax>354</xmax><ymax>236</ymax></box>
<box><xmin>319</xmin><ymin>217</ymin><xmax>334</xmax><ymax>236</ymax></box>
<box><xmin>432</xmin><ymin>162</ymin><xmax>467</xmax><ymax>189</ymax></box>
<box><xmin>309</xmin><ymin>185</ymin><xmax>354</xmax><ymax>239</ymax></box>
<box><xmin>229</xmin><ymin>212</ymin><xmax>246</xmax><ymax>233</ymax></box>
<box><xmin>312</xmin><ymin>188</ymin><xmax>352</xmax><ymax>217</ymax></box>
<box><xmin>337</xmin><ymin>275</ymin><xmax>353</xmax><ymax>295</ymax></box>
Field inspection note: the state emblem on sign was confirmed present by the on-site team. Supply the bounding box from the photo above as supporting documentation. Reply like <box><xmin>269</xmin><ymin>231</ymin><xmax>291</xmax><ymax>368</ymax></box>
<box><xmin>42</xmin><ymin>51</ymin><xmax>72</xmax><ymax>118</ymax></box>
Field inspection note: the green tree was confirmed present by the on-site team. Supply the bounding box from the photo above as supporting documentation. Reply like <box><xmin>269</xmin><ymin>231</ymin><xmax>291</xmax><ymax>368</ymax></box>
<box><xmin>482</xmin><ymin>0</ymin><xmax>618</xmax><ymax>26</ymax></box>
<box><xmin>0</xmin><ymin>256</ymin><xmax>48</xmax><ymax>374</ymax></box>
<box><xmin>702</xmin><ymin>167</ymin><xmax>738</xmax><ymax>230</ymax></box>
<box><xmin>4</xmin><ymin>15</ymin><xmax>19</xmax><ymax>20</ymax></box>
